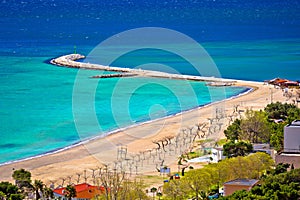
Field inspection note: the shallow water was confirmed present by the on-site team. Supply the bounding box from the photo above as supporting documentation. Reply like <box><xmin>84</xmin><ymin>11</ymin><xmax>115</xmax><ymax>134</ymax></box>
<box><xmin>0</xmin><ymin>54</ymin><xmax>248</xmax><ymax>164</ymax></box>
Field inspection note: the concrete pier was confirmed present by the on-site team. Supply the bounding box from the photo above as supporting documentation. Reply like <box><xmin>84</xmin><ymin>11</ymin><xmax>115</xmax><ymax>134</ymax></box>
<box><xmin>91</xmin><ymin>73</ymin><xmax>137</xmax><ymax>79</ymax></box>
<box><xmin>50</xmin><ymin>54</ymin><xmax>236</xmax><ymax>84</ymax></box>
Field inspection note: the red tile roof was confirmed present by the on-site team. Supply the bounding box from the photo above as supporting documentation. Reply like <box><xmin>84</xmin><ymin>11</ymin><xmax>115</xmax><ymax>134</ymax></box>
<box><xmin>53</xmin><ymin>183</ymin><xmax>105</xmax><ymax>199</ymax></box>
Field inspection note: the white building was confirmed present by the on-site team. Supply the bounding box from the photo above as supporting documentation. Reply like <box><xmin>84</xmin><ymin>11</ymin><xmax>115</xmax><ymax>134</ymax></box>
<box><xmin>276</xmin><ymin>120</ymin><xmax>300</xmax><ymax>169</ymax></box>
<box><xmin>284</xmin><ymin>120</ymin><xmax>300</xmax><ymax>153</ymax></box>
<box><xmin>211</xmin><ymin>147</ymin><xmax>226</xmax><ymax>163</ymax></box>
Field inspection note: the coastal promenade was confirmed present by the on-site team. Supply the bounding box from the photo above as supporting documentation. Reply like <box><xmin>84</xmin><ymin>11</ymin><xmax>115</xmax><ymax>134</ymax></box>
<box><xmin>50</xmin><ymin>54</ymin><xmax>235</xmax><ymax>84</ymax></box>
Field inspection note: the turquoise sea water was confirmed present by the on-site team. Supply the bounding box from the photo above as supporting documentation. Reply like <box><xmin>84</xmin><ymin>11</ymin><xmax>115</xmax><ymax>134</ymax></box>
<box><xmin>3</xmin><ymin>39</ymin><xmax>300</xmax><ymax>164</ymax></box>
<box><xmin>0</xmin><ymin>53</ymin><xmax>249</xmax><ymax>164</ymax></box>
<box><xmin>0</xmin><ymin>0</ymin><xmax>300</xmax><ymax>164</ymax></box>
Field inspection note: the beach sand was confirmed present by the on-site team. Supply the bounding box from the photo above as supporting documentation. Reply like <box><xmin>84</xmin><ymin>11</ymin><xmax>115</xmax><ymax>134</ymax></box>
<box><xmin>0</xmin><ymin>80</ymin><xmax>291</xmax><ymax>185</ymax></box>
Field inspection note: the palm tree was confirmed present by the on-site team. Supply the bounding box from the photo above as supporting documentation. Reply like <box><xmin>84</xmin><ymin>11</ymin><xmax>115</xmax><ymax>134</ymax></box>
<box><xmin>32</xmin><ymin>180</ymin><xmax>44</xmax><ymax>200</ymax></box>
<box><xmin>43</xmin><ymin>186</ymin><xmax>54</xmax><ymax>200</ymax></box>
<box><xmin>65</xmin><ymin>185</ymin><xmax>76</xmax><ymax>200</ymax></box>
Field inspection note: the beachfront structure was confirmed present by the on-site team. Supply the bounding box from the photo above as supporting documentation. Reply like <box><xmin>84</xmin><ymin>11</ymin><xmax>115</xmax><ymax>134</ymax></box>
<box><xmin>266</xmin><ymin>78</ymin><xmax>299</xmax><ymax>88</ymax></box>
<box><xmin>223</xmin><ymin>179</ymin><xmax>259</xmax><ymax>196</ymax></box>
<box><xmin>275</xmin><ymin>120</ymin><xmax>300</xmax><ymax>169</ymax></box>
<box><xmin>211</xmin><ymin>147</ymin><xmax>226</xmax><ymax>163</ymax></box>
<box><xmin>53</xmin><ymin>183</ymin><xmax>105</xmax><ymax>200</ymax></box>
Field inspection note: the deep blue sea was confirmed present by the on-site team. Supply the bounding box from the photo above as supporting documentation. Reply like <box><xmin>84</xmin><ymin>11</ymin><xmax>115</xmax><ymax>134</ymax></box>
<box><xmin>0</xmin><ymin>0</ymin><xmax>299</xmax><ymax>164</ymax></box>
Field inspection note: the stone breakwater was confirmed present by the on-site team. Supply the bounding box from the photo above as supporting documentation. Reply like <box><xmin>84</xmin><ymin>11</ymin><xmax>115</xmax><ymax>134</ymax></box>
<box><xmin>50</xmin><ymin>54</ymin><xmax>236</xmax><ymax>83</ymax></box>
<box><xmin>91</xmin><ymin>73</ymin><xmax>137</xmax><ymax>78</ymax></box>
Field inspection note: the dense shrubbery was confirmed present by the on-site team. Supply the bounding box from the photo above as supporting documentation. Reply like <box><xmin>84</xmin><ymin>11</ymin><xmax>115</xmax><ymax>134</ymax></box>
<box><xmin>223</xmin><ymin>140</ymin><xmax>253</xmax><ymax>158</ymax></box>
<box><xmin>224</xmin><ymin>102</ymin><xmax>300</xmax><ymax>151</ymax></box>
<box><xmin>264</xmin><ymin>102</ymin><xmax>298</xmax><ymax>121</ymax></box>
<box><xmin>163</xmin><ymin>152</ymin><xmax>274</xmax><ymax>199</ymax></box>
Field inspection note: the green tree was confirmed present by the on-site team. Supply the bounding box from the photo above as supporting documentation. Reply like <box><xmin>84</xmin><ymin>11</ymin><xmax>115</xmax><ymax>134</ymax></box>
<box><xmin>185</xmin><ymin>168</ymin><xmax>215</xmax><ymax>199</ymax></box>
<box><xmin>264</xmin><ymin>102</ymin><xmax>297</xmax><ymax>120</ymax></box>
<box><xmin>264</xmin><ymin>102</ymin><xmax>300</xmax><ymax>151</ymax></box>
<box><xmin>219</xmin><ymin>189</ymin><xmax>252</xmax><ymax>200</ymax></box>
<box><xmin>98</xmin><ymin>167</ymin><xmax>125</xmax><ymax>200</ymax></box>
<box><xmin>12</xmin><ymin>169</ymin><xmax>31</xmax><ymax>189</ymax></box>
<box><xmin>0</xmin><ymin>182</ymin><xmax>19</xmax><ymax>199</ymax></box>
<box><xmin>286</xmin><ymin>107</ymin><xmax>300</xmax><ymax>124</ymax></box>
<box><xmin>42</xmin><ymin>187</ymin><xmax>54</xmax><ymax>200</ymax></box>
<box><xmin>224</xmin><ymin>119</ymin><xmax>241</xmax><ymax>141</ymax></box>
<box><xmin>163</xmin><ymin>179</ymin><xmax>189</xmax><ymax>200</ymax></box>
<box><xmin>9</xmin><ymin>194</ymin><xmax>24</xmax><ymax>200</ymax></box>
<box><xmin>269</xmin><ymin>122</ymin><xmax>285</xmax><ymax>151</ymax></box>
<box><xmin>163</xmin><ymin>153</ymin><xmax>273</xmax><ymax>199</ymax></box>
<box><xmin>0</xmin><ymin>191</ymin><xmax>6</xmax><ymax>200</ymax></box>
<box><xmin>117</xmin><ymin>180</ymin><xmax>149</xmax><ymax>200</ymax></box>
<box><xmin>65</xmin><ymin>185</ymin><xmax>76</xmax><ymax>200</ymax></box>
<box><xmin>223</xmin><ymin>141</ymin><xmax>253</xmax><ymax>158</ymax></box>
<box><xmin>246</xmin><ymin>152</ymin><xmax>274</xmax><ymax>179</ymax></box>
<box><xmin>268</xmin><ymin>163</ymin><xmax>290</xmax><ymax>175</ymax></box>
<box><xmin>240</xmin><ymin>110</ymin><xmax>271</xmax><ymax>143</ymax></box>
<box><xmin>31</xmin><ymin>180</ymin><xmax>43</xmax><ymax>200</ymax></box>
<box><xmin>95</xmin><ymin>179</ymin><xmax>149</xmax><ymax>200</ymax></box>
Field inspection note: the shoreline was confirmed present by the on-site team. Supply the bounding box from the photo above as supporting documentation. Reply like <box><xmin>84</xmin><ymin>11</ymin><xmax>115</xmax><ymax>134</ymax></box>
<box><xmin>0</xmin><ymin>54</ymin><xmax>290</xmax><ymax>183</ymax></box>
<box><xmin>0</xmin><ymin>86</ymin><xmax>253</xmax><ymax>167</ymax></box>
<box><xmin>1</xmin><ymin>79</ymin><xmax>285</xmax><ymax>184</ymax></box>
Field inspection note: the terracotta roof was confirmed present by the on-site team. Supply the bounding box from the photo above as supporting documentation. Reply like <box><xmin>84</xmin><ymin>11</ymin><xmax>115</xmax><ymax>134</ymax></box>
<box><xmin>268</xmin><ymin>78</ymin><xmax>289</xmax><ymax>84</ymax></box>
<box><xmin>53</xmin><ymin>183</ymin><xmax>105</xmax><ymax>199</ymax></box>
<box><xmin>276</xmin><ymin>79</ymin><xmax>288</xmax><ymax>83</ymax></box>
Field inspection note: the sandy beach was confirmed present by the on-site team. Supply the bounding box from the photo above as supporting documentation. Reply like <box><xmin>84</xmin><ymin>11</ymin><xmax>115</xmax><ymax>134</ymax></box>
<box><xmin>0</xmin><ymin>80</ymin><xmax>291</xmax><ymax>186</ymax></box>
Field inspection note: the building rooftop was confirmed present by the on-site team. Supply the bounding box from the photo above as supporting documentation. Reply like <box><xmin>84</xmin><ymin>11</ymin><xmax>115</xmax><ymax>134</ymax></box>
<box><xmin>279</xmin><ymin>152</ymin><xmax>300</xmax><ymax>156</ymax></box>
<box><xmin>287</xmin><ymin>120</ymin><xmax>300</xmax><ymax>127</ymax></box>
<box><xmin>253</xmin><ymin>143</ymin><xmax>270</xmax><ymax>150</ymax></box>
<box><xmin>53</xmin><ymin>183</ymin><xmax>105</xmax><ymax>198</ymax></box>
<box><xmin>224</xmin><ymin>179</ymin><xmax>259</xmax><ymax>187</ymax></box>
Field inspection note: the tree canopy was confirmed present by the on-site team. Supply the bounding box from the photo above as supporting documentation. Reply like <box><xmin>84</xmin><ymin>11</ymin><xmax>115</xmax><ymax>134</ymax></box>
<box><xmin>0</xmin><ymin>182</ymin><xmax>20</xmax><ymax>200</ymax></box>
<box><xmin>163</xmin><ymin>152</ymin><xmax>274</xmax><ymax>199</ymax></box>
<box><xmin>223</xmin><ymin>102</ymin><xmax>300</xmax><ymax>151</ymax></box>
<box><xmin>223</xmin><ymin>141</ymin><xmax>253</xmax><ymax>158</ymax></box>
<box><xmin>12</xmin><ymin>169</ymin><xmax>31</xmax><ymax>189</ymax></box>
<box><xmin>240</xmin><ymin>110</ymin><xmax>271</xmax><ymax>143</ymax></box>
<box><xmin>65</xmin><ymin>185</ymin><xmax>76</xmax><ymax>200</ymax></box>
<box><xmin>224</xmin><ymin>119</ymin><xmax>241</xmax><ymax>141</ymax></box>
<box><xmin>264</xmin><ymin>102</ymin><xmax>297</xmax><ymax>120</ymax></box>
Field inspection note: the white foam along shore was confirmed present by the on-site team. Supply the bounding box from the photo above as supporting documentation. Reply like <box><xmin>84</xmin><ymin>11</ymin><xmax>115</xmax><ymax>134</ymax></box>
<box><xmin>50</xmin><ymin>54</ymin><xmax>237</xmax><ymax>84</ymax></box>
<box><xmin>0</xmin><ymin>55</ymin><xmax>267</xmax><ymax>180</ymax></box>
<box><xmin>0</xmin><ymin>55</ymin><xmax>257</xmax><ymax>166</ymax></box>
<box><xmin>0</xmin><ymin>85</ymin><xmax>253</xmax><ymax>167</ymax></box>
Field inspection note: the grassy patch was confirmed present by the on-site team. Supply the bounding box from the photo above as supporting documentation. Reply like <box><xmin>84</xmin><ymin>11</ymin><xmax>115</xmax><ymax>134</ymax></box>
<box><xmin>137</xmin><ymin>175</ymin><xmax>167</xmax><ymax>187</ymax></box>
<box><xmin>216</xmin><ymin>138</ymin><xmax>227</xmax><ymax>146</ymax></box>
